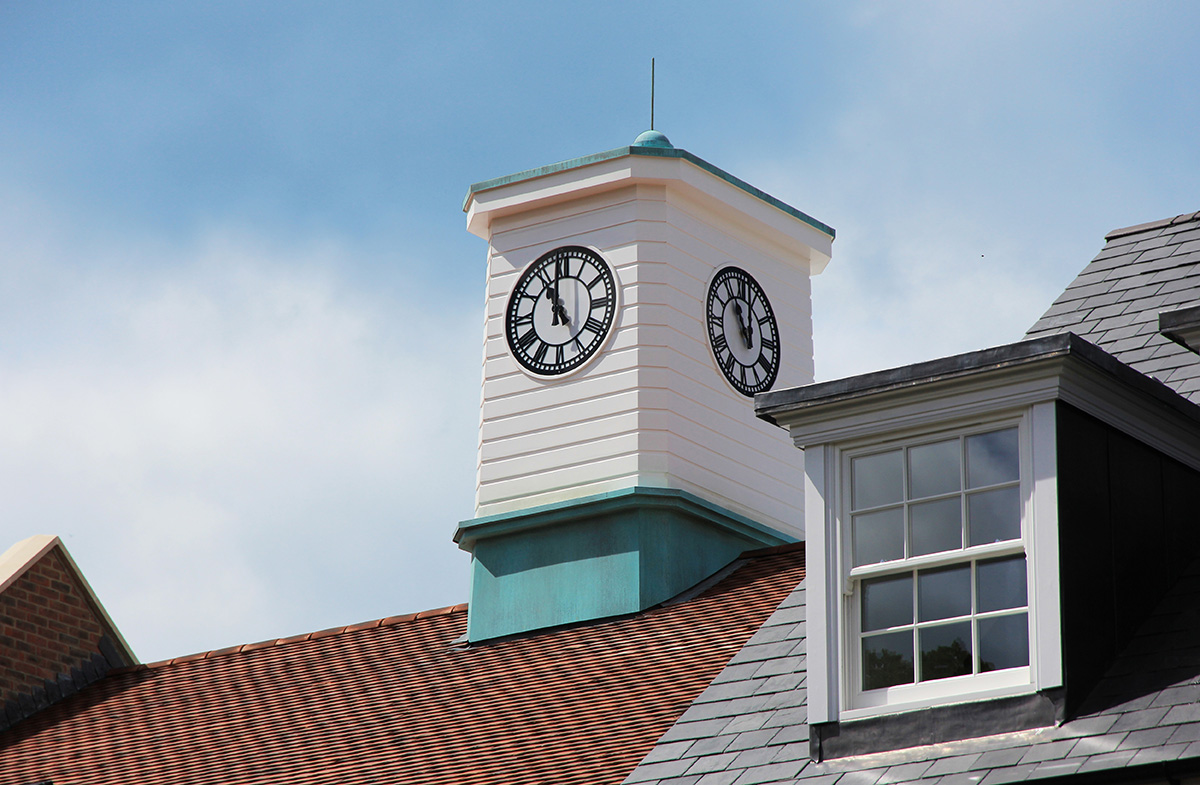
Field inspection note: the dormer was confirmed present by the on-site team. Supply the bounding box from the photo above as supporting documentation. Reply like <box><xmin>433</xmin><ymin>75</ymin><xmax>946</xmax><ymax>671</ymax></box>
<box><xmin>757</xmin><ymin>333</ymin><xmax>1200</xmax><ymax>758</ymax></box>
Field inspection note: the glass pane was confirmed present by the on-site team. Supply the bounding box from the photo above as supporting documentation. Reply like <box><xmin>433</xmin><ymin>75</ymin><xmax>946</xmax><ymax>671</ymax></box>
<box><xmin>853</xmin><ymin>508</ymin><xmax>904</xmax><ymax>566</ymax></box>
<box><xmin>853</xmin><ymin>450</ymin><xmax>903</xmax><ymax>510</ymax></box>
<box><xmin>977</xmin><ymin>555</ymin><xmax>1028</xmax><ymax>613</ymax></box>
<box><xmin>968</xmin><ymin>487</ymin><xmax>1021</xmax><ymax>545</ymax></box>
<box><xmin>863</xmin><ymin>630</ymin><xmax>914</xmax><ymax>690</ymax></box>
<box><xmin>910</xmin><ymin>497</ymin><xmax>962</xmax><ymax>557</ymax></box>
<box><xmin>862</xmin><ymin>573</ymin><xmax>913</xmax><ymax>631</ymax></box>
<box><xmin>919</xmin><ymin>621</ymin><xmax>973</xmax><ymax>681</ymax></box>
<box><xmin>966</xmin><ymin>428</ymin><xmax>1019</xmax><ymax>488</ymax></box>
<box><xmin>908</xmin><ymin>439</ymin><xmax>960</xmax><ymax>499</ymax></box>
<box><xmin>979</xmin><ymin>613</ymin><xmax>1029</xmax><ymax>672</ymax></box>
<box><xmin>918</xmin><ymin>564</ymin><xmax>971</xmax><ymax>621</ymax></box>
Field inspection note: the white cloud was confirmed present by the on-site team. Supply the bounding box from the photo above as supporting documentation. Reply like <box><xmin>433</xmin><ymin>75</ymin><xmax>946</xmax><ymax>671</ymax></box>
<box><xmin>0</xmin><ymin>196</ymin><xmax>478</xmax><ymax>662</ymax></box>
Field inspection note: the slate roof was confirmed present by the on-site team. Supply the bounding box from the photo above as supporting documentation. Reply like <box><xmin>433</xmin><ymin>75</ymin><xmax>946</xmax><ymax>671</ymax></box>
<box><xmin>0</xmin><ymin>544</ymin><xmax>804</xmax><ymax>785</ymax></box>
<box><xmin>1026</xmin><ymin>211</ymin><xmax>1200</xmax><ymax>401</ymax></box>
<box><xmin>626</xmin><ymin>556</ymin><xmax>1200</xmax><ymax>785</ymax></box>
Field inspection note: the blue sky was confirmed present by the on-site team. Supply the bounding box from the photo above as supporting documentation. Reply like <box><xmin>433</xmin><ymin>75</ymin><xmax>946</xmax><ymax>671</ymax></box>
<box><xmin>1</xmin><ymin>2</ymin><xmax>1197</xmax><ymax>662</ymax></box>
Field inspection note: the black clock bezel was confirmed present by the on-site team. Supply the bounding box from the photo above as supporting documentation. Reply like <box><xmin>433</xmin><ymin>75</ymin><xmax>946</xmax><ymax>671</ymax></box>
<box><xmin>504</xmin><ymin>245</ymin><xmax>618</xmax><ymax>377</ymax></box>
<box><xmin>705</xmin><ymin>266</ymin><xmax>781</xmax><ymax>397</ymax></box>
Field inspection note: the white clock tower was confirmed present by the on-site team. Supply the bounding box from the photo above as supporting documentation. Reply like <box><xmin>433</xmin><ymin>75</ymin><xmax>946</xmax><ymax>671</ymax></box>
<box><xmin>456</xmin><ymin>130</ymin><xmax>834</xmax><ymax>641</ymax></box>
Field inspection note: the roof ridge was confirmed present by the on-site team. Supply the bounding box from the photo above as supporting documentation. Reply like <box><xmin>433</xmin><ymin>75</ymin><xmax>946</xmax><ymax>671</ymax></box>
<box><xmin>114</xmin><ymin>602</ymin><xmax>469</xmax><ymax>673</ymax></box>
<box><xmin>741</xmin><ymin>540</ymin><xmax>806</xmax><ymax>558</ymax></box>
<box><xmin>1105</xmin><ymin>210</ymin><xmax>1200</xmax><ymax>241</ymax></box>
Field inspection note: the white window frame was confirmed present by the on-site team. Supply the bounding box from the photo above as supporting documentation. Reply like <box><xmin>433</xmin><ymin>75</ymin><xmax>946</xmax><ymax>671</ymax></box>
<box><xmin>804</xmin><ymin>402</ymin><xmax>1062</xmax><ymax>723</ymax></box>
<box><xmin>839</xmin><ymin>416</ymin><xmax>1034</xmax><ymax>716</ymax></box>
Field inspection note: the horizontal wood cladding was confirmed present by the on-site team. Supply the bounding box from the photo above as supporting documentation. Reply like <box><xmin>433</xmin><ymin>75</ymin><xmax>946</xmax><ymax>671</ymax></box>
<box><xmin>475</xmin><ymin>172</ymin><xmax>815</xmax><ymax>528</ymax></box>
<box><xmin>1056</xmin><ymin>401</ymin><xmax>1200</xmax><ymax>717</ymax></box>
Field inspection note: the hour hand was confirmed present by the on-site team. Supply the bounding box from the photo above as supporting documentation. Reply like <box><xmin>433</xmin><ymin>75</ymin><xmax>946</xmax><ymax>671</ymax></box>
<box><xmin>733</xmin><ymin>302</ymin><xmax>753</xmax><ymax>348</ymax></box>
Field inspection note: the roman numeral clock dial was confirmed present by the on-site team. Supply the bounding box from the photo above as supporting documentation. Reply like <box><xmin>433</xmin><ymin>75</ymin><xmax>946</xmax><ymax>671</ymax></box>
<box><xmin>706</xmin><ymin>266</ymin><xmax>780</xmax><ymax>397</ymax></box>
<box><xmin>505</xmin><ymin>246</ymin><xmax>618</xmax><ymax>376</ymax></box>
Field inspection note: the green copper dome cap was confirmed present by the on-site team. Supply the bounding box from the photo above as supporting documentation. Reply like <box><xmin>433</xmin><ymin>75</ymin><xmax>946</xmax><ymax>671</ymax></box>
<box><xmin>633</xmin><ymin>129</ymin><xmax>673</xmax><ymax>148</ymax></box>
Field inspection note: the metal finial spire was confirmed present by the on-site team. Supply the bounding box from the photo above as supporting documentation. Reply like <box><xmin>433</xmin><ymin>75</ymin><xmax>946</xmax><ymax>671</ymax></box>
<box><xmin>650</xmin><ymin>58</ymin><xmax>655</xmax><ymax>130</ymax></box>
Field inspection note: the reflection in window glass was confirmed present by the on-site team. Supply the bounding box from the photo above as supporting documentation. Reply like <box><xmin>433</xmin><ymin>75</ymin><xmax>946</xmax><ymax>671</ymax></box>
<box><xmin>968</xmin><ymin>486</ymin><xmax>1021</xmax><ymax>545</ymax></box>
<box><xmin>853</xmin><ymin>450</ymin><xmax>903</xmax><ymax>509</ymax></box>
<box><xmin>977</xmin><ymin>555</ymin><xmax>1027</xmax><ymax>613</ymax></box>
<box><xmin>862</xmin><ymin>574</ymin><xmax>913</xmax><ymax>631</ymax></box>
<box><xmin>918</xmin><ymin>565</ymin><xmax>970</xmax><ymax>622</ymax></box>
<box><xmin>910</xmin><ymin>497</ymin><xmax>962</xmax><ymax>557</ymax></box>
<box><xmin>854</xmin><ymin>508</ymin><xmax>904</xmax><ymax>566</ymax></box>
<box><xmin>908</xmin><ymin>439</ymin><xmax>960</xmax><ymax>499</ymax></box>
<box><xmin>966</xmin><ymin>428</ymin><xmax>1019</xmax><ymax>488</ymax></box>
<box><xmin>920</xmin><ymin>622</ymin><xmax>972</xmax><ymax>681</ymax></box>
<box><xmin>979</xmin><ymin>614</ymin><xmax>1029</xmax><ymax>672</ymax></box>
<box><xmin>863</xmin><ymin>631</ymin><xmax>914</xmax><ymax>690</ymax></box>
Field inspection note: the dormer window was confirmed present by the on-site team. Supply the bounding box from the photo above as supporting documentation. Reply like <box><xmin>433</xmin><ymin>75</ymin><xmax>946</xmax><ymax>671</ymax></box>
<box><xmin>845</xmin><ymin>424</ymin><xmax>1032</xmax><ymax>711</ymax></box>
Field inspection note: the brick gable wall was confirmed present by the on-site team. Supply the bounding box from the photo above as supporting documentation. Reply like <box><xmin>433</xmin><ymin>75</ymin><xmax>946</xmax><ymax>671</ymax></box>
<box><xmin>0</xmin><ymin>545</ymin><xmax>129</xmax><ymax>728</ymax></box>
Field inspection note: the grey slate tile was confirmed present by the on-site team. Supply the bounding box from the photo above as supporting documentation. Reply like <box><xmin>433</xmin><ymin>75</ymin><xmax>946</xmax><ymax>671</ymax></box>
<box><xmin>877</xmin><ymin>761</ymin><xmax>934</xmax><ymax>783</ymax></box>
<box><xmin>1075</xmin><ymin>750</ymin><xmax>1137</xmax><ymax>774</ymax></box>
<box><xmin>1118</xmin><ymin>725</ymin><xmax>1175</xmax><ymax>749</ymax></box>
<box><xmin>719</xmin><ymin>712</ymin><xmax>773</xmax><ymax>736</ymax></box>
<box><xmin>731</xmin><ymin>760</ymin><xmax>806</xmax><ymax>784</ymax></box>
<box><xmin>695</xmin><ymin>772</ymin><xmax>742</xmax><ymax>785</ymax></box>
<box><xmin>688</xmin><ymin>735</ymin><xmax>737</xmax><ymax>758</ymax></box>
<box><xmin>930</xmin><ymin>773</ymin><xmax>986</xmax><ymax>785</ymax></box>
<box><xmin>829</xmin><ymin>767</ymin><xmax>886</xmax><ymax>785</ymax></box>
<box><xmin>792</xmin><ymin>774</ymin><xmax>840</xmax><ymax>785</ymax></box>
<box><xmin>1108</xmin><ymin>706</ymin><xmax>1169</xmax><ymax>732</ymax></box>
<box><xmin>729</xmin><ymin>640</ymin><xmax>798</xmax><ymax>665</ymax></box>
<box><xmin>627</xmin><ymin>759</ymin><xmax>696</xmax><ymax>783</ymax></box>
<box><xmin>1128</xmin><ymin>742</ymin><xmax>1189</xmax><ymax>766</ymax></box>
<box><xmin>659</xmin><ymin>718</ymin><xmax>735</xmax><ymax>743</ymax></box>
<box><xmin>728</xmin><ymin>746</ymin><xmax>779</xmax><ymax>770</ymax></box>
<box><xmin>973</xmin><ymin>749</ymin><xmax>1027</xmax><ymax>769</ymax></box>
<box><xmin>725</xmin><ymin>728</ymin><xmax>782</xmax><ymax>753</ymax></box>
<box><xmin>757</xmin><ymin>672</ymin><xmax>806</xmax><ymax>694</ymax></box>
<box><xmin>695</xmin><ymin>679</ymin><xmax>771</xmax><ymax>705</ymax></box>
<box><xmin>1028</xmin><ymin>760</ymin><xmax>1082</xmax><ymax>779</ymax></box>
<box><xmin>769</xmin><ymin>722</ymin><xmax>809</xmax><ymax>745</ymax></box>
<box><xmin>713</xmin><ymin>663</ymin><xmax>769</xmax><ymax>685</ymax></box>
<box><xmin>658</xmin><ymin>778</ymin><xmax>702</xmax><ymax>785</ymax></box>
<box><xmin>772</xmin><ymin>742</ymin><xmax>811</xmax><ymax>763</ymax></box>
<box><xmin>643</xmin><ymin>740</ymin><xmax>700</xmax><ymax>765</ymax></box>
<box><xmin>686</xmin><ymin>752</ymin><xmax>742</xmax><ymax>775</ymax></box>
<box><xmin>1056</xmin><ymin>714</ymin><xmax>1119</xmax><ymax>739</ymax></box>
<box><xmin>979</xmin><ymin>763</ymin><xmax>1038</xmax><ymax>785</ymax></box>
<box><xmin>755</xmin><ymin>656</ymin><xmax>806</xmax><ymax>678</ymax></box>
<box><xmin>1017</xmin><ymin>740</ymin><xmax>1076</xmax><ymax>765</ymax></box>
<box><xmin>923</xmin><ymin>754</ymin><xmax>983</xmax><ymax>777</ymax></box>
<box><xmin>768</xmin><ymin>605</ymin><xmax>805</xmax><ymax>626</ymax></box>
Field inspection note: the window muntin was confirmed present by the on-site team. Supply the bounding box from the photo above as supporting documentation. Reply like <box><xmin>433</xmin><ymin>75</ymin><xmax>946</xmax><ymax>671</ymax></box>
<box><xmin>847</xmin><ymin>426</ymin><xmax>1029</xmax><ymax>702</ymax></box>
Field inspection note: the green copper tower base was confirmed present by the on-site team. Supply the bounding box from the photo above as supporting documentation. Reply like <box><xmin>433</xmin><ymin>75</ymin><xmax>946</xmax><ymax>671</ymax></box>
<box><xmin>454</xmin><ymin>487</ymin><xmax>794</xmax><ymax>642</ymax></box>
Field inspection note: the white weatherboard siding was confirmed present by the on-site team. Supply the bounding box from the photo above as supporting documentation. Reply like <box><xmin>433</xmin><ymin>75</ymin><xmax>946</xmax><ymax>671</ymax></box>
<box><xmin>467</xmin><ymin>153</ymin><xmax>831</xmax><ymax>538</ymax></box>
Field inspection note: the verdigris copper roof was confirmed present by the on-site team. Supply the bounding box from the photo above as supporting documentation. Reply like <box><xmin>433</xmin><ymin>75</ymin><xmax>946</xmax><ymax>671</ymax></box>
<box><xmin>0</xmin><ymin>545</ymin><xmax>804</xmax><ymax>785</ymax></box>
<box><xmin>1026</xmin><ymin>211</ymin><xmax>1200</xmax><ymax>401</ymax></box>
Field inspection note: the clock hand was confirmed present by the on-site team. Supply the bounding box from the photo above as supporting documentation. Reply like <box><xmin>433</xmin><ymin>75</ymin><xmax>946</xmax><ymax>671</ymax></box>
<box><xmin>546</xmin><ymin>277</ymin><xmax>570</xmax><ymax>326</ymax></box>
<box><xmin>733</xmin><ymin>302</ymin><xmax>753</xmax><ymax>349</ymax></box>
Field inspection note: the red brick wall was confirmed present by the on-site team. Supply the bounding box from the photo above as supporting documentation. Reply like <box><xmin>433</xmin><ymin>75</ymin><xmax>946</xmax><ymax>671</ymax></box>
<box><xmin>0</xmin><ymin>547</ymin><xmax>116</xmax><ymax>706</ymax></box>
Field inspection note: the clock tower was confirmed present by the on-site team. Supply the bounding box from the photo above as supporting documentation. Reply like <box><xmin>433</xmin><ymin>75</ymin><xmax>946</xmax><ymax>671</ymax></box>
<box><xmin>456</xmin><ymin>130</ymin><xmax>834</xmax><ymax>640</ymax></box>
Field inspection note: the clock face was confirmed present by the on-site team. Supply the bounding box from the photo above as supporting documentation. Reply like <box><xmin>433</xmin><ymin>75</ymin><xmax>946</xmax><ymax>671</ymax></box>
<box><xmin>706</xmin><ymin>266</ymin><xmax>780</xmax><ymax>397</ymax></box>
<box><xmin>505</xmin><ymin>246</ymin><xmax>618</xmax><ymax>376</ymax></box>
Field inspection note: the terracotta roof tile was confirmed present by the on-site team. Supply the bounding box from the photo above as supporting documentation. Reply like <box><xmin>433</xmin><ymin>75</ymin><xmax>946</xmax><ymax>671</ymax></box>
<box><xmin>0</xmin><ymin>547</ymin><xmax>803</xmax><ymax>785</ymax></box>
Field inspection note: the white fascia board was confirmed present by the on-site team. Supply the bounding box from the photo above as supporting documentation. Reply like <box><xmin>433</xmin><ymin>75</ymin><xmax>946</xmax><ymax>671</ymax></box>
<box><xmin>465</xmin><ymin>153</ymin><xmax>833</xmax><ymax>270</ymax></box>
<box><xmin>770</xmin><ymin>352</ymin><xmax>1200</xmax><ymax>474</ymax></box>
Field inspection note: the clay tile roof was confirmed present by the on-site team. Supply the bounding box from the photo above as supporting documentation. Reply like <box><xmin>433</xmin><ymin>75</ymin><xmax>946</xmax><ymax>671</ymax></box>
<box><xmin>0</xmin><ymin>545</ymin><xmax>804</xmax><ymax>785</ymax></box>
